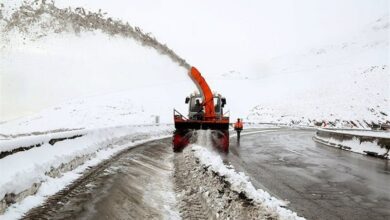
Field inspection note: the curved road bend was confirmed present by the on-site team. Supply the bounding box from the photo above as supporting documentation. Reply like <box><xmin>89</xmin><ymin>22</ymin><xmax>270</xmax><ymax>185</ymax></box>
<box><xmin>24</xmin><ymin>139</ymin><xmax>179</xmax><ymax>220</ymax></box>
<box><xmin>224</xmin><ymin>128</ymin><xmax>390</xmax><ymax>220</ymax></box>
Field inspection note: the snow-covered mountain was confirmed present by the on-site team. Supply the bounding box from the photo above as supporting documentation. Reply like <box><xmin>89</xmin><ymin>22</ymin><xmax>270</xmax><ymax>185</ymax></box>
<box><xmin>0</xmin><ymin>91</ymin><xmax>160</xmax><ymax>135</ymax></box>
<box><xmin>245</xmin><ymin>15</ymin><xmax>389</xmax><ymax>128</ymax></box>
<box><xmin>0</xmin><ymin>1</ymin><xmax>193</xmax><ymax>135</ymax></box>
<box><xmin>0</xmin><ymin>0</ymin><xmax>389</xmax><ymax>134</ymax></box>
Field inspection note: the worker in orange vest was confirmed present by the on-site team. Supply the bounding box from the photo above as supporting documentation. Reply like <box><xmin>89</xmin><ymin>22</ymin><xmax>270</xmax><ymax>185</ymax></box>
<box><xmin>234</xmin><ymin>118</ymin><xmax>243</xmax><ymax>142</ymax></box>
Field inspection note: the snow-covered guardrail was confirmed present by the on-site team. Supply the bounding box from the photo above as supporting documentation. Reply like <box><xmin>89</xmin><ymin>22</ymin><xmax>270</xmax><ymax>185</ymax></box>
<box><xmin>313</xmin><ymin>128</ymin><xmax>390</xmax><ymax>159</ymax></box>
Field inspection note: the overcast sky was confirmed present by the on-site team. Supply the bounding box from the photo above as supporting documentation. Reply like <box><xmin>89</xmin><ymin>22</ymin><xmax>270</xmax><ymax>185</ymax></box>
<box><xmin>1</xmin><ymin>0</ymin><xmax>389</xmax><ymax>121</ymax></box>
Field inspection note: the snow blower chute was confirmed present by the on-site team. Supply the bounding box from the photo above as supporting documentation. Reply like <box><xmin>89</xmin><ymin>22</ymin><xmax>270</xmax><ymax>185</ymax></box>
<box><xmin>173</xmin><ymin>67</ymin><xmax>230</xmax><ymax>152</ymax></box>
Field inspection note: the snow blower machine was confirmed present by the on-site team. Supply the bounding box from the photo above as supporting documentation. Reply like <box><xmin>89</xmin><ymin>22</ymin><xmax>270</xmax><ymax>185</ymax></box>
<box><xmin>173</xmin><ymin>67</ymin><xmax>230</xmax><ymax>152</ymax></box>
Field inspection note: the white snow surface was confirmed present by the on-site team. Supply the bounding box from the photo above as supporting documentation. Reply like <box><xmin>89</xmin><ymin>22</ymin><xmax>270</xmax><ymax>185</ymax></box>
<box><xmin>318</xmin><ymin>128</ymin><xmax>390</xmax><ymax>138</ymax></box>
<box><xmin>191</xmin><ymin>145</ymin><xmax>305</xmax><ymax>220</ymax></box>
<box><xmin>245</xmin><ymin>15</ymin><xmax>389</xmax><ymax>127</ymax></box>
<box><xmin>0</xmin><ymin>129</ymin><xmax>86</xmax><ymax>153</ymax></box>
<box><xmin>0</xmin><ymin>28</ymin><xmax>192</xmax><ymax>130</ymax></box>
<box><xmin>0</xmin><ymin>86</ymin><xmax>180</xmax><ymax>135</ymax></box>
<box><xmin>1</xmin><ymin>140</ymin><xmax>130</xmax><ymax>220</ymax></box>
<box><xmin>0</xmin><ymin>124</ymin><xmax>172</xmax><ymax>218</ymax></box>
<box><xmin>338</xmin><ymin>138</ymin><xmax>388</xmax><ymax>157</ymax></box>
<box><xmin>0</xmin><ymin>1</ymin><xmax>388</xmax><ymax>218</ymax></box>
<box><xmin>316</xmin><ymin>136</ymin><xmax>388</xmax><ymax>159</ymax></box>
<box><xmin>0</xmin><ymin>0</ymin><xmax>389</xmax><ymax>128</ymax></box>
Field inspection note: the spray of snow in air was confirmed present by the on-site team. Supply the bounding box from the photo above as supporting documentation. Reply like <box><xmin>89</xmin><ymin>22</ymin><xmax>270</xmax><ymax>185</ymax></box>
<box><xmin>194</xmin><ymin>130</ymin><xmax>214</xmax><ymax>148</ymax></box>
<box><xmin>0</xmin><ymin>0</ymin><xmax>191</xmax><ymax>70</ymax></box>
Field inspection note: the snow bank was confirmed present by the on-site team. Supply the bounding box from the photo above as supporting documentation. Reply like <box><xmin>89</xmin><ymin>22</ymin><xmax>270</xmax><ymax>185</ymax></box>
<box><xmin>314</xmin><ymin>128</ymin><xmax>389</xmax><ymax>159</ymax></box>
<box><xmin>0</xmin><ymin>85</ymin><xmax>182</xmax><ymax>135</ymax></box>
<box><xmin>0</xmin><ymin>124</ymin><xmax>172</xmax><ymax>216</ymax></box>
<box><xmin>1</xmin><ymin>142</ymin><xmax>128</xmax><ymax>220</ymax></box>
<box><xmin>317</xmin><ymin>128</ymin><xmax>390</xmax><ymax>138</ymax></box>
<box><xmin>0</xmin><ymin>129</ymin><xmax>85</xmax><ymax>155</ymax></box>
<box><xmin>191</xmin><ymin>145</ymin><xmax>305</xmax><ymax>220</ymax></box>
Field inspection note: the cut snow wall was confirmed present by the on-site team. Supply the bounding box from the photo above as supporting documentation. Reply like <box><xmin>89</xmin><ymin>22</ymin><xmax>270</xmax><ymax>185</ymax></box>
<box><xmin>313</xmin><ymin>128</ymin><xmax>390</xmax><ymax>159</ymax></box>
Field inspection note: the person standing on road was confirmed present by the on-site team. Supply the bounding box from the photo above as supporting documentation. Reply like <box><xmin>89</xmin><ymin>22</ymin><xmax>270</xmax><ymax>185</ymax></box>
<box><xmin>234</xmin><ymin>118</ymin><xmax>243</xmax><ymax>142</ymax></box>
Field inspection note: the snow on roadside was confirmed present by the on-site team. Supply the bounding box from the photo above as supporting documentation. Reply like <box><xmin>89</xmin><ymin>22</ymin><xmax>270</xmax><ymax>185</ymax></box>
<box><xmin>0</xmin><ymin>124</ymin><xmax>172</xmax><ymax>218</ymax></box>
<box><xmin>334</xmin><ymin>137</ymin><xmax>388</xmax><ymax>157</ymax></box>
<box><xmin>191</xmin><ymin>145</ymin><xmax>305</xmax><ymax>220</ymax></box>
<box><xmin>0</xmin><ymin>129</ymin><xmax>86</xmax><ymax>154</ymax></box>
<box><xmin>1</xmin><ymin>142</ymin><xmax>128</xmax><ymax>220</ymax></box>
<box><xmin>313</xmin><ymin>130</ymin><xmax>389</xmax><ymax>159</ymax></box>
<box><xmin>317</xmin><ymin>128</ymin><xmax>390</xmax><ymax>139</ymax></box>
<box><xmin>245</xmin><ymin>15</ymin><xmax>389</xmax><ymax>129</ymax></box>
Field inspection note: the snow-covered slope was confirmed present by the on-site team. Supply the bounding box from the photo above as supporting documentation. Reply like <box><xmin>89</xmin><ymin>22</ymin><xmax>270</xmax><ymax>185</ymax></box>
<box><xmin>0</xmin><ymin>1</ymin><xmax>194</xmax><ymax>134</ymax></box>
<box><xmin>1</xmin><ymin>0</ymin><xmax>389</xmax><ymax>133</ymax></box>
<box><xmin>245</xmin><ymin>15</ymin><xmax>389</xmax><ymax>128</ymax></box>
<box><xmin>0</xmin><ymin>91</ymin><xmax>159</xmax><ymax>135</ymax></box>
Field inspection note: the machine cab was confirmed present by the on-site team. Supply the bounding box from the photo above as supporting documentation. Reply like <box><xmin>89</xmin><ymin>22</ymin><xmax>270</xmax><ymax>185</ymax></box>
<box><xmin>185</xmin><ymin>93</ymin><xmax>227</xmax><ymax>120</ymax></box>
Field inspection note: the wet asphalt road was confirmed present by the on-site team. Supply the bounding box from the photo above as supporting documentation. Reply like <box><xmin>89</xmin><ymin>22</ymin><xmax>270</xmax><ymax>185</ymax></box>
<box><xmin>24</xmin><ymin>128</ymin><xmax>389</xmax><ymax>220</ymax></box>
<box><xmin>24</xmin><ymin>139</ymin><xmax>178</xmax><ymax>220</ymax></box>
<box><xmin>224</xmin><ymin>128</ymin><xmax>390</xmax><ymax>220</ymax></box>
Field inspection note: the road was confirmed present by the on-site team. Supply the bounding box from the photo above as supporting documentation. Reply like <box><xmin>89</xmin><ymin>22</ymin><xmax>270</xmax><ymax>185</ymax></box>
<box><xmin>225</xmin><ymin>128</ymin><xmax>390</xmax><ymax>220</ymax></box>
<box><xmin>24</xmin><ymin>139</ymin><xmax>180</xmax><ymax>220</ymax></box>
<box><xmin>23</xmin><ymin>127</ymin><xmax>390</xmax><ymax>220</ymax></box>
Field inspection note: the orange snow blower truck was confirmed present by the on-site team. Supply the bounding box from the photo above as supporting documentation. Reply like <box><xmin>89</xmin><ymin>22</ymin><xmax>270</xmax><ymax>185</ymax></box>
<box><xmin>173</xmin><ymin>67</ymin><xmax>230</xmax><ymax>152</ymax></box>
